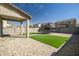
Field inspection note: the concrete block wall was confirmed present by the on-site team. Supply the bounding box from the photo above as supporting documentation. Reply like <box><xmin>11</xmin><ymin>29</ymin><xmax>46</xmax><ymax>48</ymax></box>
<box><xmin>3</xmin><ymin>27</ymin><xmax>39</xmax><ymax>35</ymax></box>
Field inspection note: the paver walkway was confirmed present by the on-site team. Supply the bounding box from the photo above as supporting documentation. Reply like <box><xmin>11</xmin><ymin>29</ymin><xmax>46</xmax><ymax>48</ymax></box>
<box><xmin>0</xmin><ymin>37</ymin><xmax>57</xmax><ymax>56</ymax></box>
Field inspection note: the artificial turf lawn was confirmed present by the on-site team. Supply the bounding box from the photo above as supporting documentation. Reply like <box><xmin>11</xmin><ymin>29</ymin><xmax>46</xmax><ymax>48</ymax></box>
<box><xmin>31</xmin><ymin>34</ymin><xmax>69</xmax><ymax>48</ymax></box>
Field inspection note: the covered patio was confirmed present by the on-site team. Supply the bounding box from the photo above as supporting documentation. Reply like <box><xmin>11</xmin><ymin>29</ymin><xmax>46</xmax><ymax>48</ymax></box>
<box><xmin>0</xmin><ymin>4</ymin><xmax>57</xmax><ymax>56</ymax></box>
<box><xmin>0</xmin><ymin>3</ymin><xmax>31</xmax><ymax>38</ymax></box>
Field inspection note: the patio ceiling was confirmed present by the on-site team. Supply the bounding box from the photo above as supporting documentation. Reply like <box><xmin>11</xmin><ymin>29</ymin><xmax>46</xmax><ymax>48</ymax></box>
<box><xmin>0</xmin><ymin>3</ymin><xmax>31</xmax><ymax>21</ymax></box>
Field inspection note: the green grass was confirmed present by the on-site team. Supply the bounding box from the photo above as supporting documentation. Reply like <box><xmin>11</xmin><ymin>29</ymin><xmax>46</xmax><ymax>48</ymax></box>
<box><xmin>31</xmin><ymin>34</ymin><xmax>69</xmax><ymax>48</ymax></box>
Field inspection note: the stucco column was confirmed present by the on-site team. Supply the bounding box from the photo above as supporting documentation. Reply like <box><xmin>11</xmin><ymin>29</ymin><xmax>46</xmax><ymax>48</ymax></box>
<box><xmin>19</xmin><ymin>22</ymin><xmax>22</xmax><ymax>35</ymax></box>
<box><xmin>26</xmin><ymin>20</ymin><xmax>29</xmax><ymax>38</ymax></box>
<box><xmin>0</xmin><ymin>18</ymin><xmax>3</xmax><ymax>37</ymax></box>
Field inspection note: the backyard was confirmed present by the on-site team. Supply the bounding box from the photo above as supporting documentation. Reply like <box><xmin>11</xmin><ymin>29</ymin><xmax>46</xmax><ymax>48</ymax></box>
<box><xmin>31</xmin><ymin>34</ymin><xmax>69</xmax><ymax>48</ymax></box>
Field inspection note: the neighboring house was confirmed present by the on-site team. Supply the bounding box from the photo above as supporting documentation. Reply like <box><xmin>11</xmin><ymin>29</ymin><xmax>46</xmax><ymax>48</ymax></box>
<box><xmin>31</xmin><ymin>18</ymin><xmax>77</xmax><ymax>34</ymax></box>
<box><xmin>55</xmin><ymin>18</ymin><xmax>77</xmax><ymax>34</ymax></box>
<box><xmin>76</xmin><ymin>23</ymin><xmax>79</xmax><ymax>33</ymax></box>
<box><xmin>49</xmin><ymin>23</ymin><xmax>55</xmax><ymax>32</ymax></box>
<box><xmin>32</xmin><ymin>23</ymin><xmax>41</xmax><ymax>28</ymax></box>
<box><xmin>30</xmin><ymin>24</ymin><xmax>41</xmax><ymax>33</ymax></box>
<box><xmin>38</xmin><ymin>23</ymin><xmax>55</xmax><ymax>33</ymax></box>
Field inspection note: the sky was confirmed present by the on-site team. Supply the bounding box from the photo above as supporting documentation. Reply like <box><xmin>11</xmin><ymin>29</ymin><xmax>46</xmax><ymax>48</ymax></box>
<box><xmin>8</xmin><ymin>3</ymin><xmax>79</xmax><ymax>26</ymax></box>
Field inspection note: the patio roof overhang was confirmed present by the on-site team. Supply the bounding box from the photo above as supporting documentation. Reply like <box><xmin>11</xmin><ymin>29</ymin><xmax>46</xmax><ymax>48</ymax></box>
<box><xmin>0</xmin><ymin>3</ymin><xmax>31</xmax><ymax>21</ymax></box>
<box><xmin>0</xmin><ymin>3</ymin><xmax>31</xmax><ymax>38</ymax></box>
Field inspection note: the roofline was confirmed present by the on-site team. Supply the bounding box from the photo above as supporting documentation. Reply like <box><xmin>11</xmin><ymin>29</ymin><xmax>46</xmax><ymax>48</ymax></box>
<box><xmin>55</xmin><ymin>18</ymin><xmax>76</xmax><ymax>23</ymax></box>
<box><xmin>10</xmin><ymin>3</ymin><xmax>32</xmax><ymax>19</ymax></box>
<box><xmin>0</xmin><ymin>3</ymin><xmax>31</xmax><ymax>20</ymax></box>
